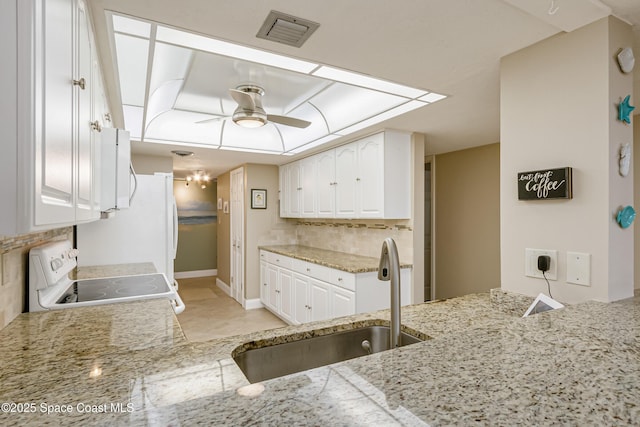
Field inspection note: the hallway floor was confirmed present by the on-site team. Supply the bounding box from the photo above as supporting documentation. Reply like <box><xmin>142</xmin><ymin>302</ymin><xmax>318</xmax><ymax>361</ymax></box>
<box><xmin>175</xmin><ymin>276</ymin><xmax>287</xmax><ymax>342</ymax></box>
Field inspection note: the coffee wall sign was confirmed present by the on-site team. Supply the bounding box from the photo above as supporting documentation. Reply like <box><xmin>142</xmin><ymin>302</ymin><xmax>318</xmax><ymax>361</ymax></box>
<box><xmin>518</xmin><ymin>167</ymin><xmax>573</xmax><ymax>200</ymax></box>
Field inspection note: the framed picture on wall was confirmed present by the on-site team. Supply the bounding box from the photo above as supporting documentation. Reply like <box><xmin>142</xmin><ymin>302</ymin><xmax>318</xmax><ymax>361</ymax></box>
<box><xmin>251</xmin><ymin>189</ymin><xmax>267</xmax><ymax>209</ymax></box>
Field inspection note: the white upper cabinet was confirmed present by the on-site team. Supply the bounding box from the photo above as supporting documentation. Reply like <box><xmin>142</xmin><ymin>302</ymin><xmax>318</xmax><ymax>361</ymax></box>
<box><xmin>315</xmin><ymin>150</ymin><xmax>336</xmax><ymax>218</ymax></box>
<box><xmin>334</xmin><ymin>143</ymin><xmax>358</xmax><ymax>218</ymax></box>
<box><xmin>300</xmin><ymin>156</ymin><xmax>317</xmax><ymax>218</ymax></box>
<box><xmin>279</xmin><ymin>130</ymin><xmax>412</xmax><ymax>220</ymax></box>
<box><xmin>1</xmin><ymin>0</ymin><xmax>105</xmax><ymax>236</ymax></box>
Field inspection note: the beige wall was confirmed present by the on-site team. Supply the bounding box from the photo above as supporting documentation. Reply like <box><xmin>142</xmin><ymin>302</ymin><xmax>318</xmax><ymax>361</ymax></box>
<box><xmin>173</xmin><ymin>181</ymin><xmax>217</xmax><ymax>272</ymax></box>
<box><xmin>500</xmin><ymin>17</ymin><xmax>634</xmax><ymax>303</ymax></box>
<box><xmin>244</xmin><ymin>164</ymin><xmax>296</xmax><ymax>300</ymax></box>
<box><xmin>434</xmin><ymin>143</ymin><xmax>500</xmax><ymax>300</ymax></box>
<box><xmin>216</xmin><ymin>171</ymin><xmax>231</xmax><ymax>286</ymax></box>
<box><xmin>0</xmin><ymin>227</ymin><xmax>73</xmax><ymax>330</ymax></box>
<box><xmin>634</xmin><ymin>114</ymin><xmax>640</xmax><ymax>292</ymax></box>
<box><xmin>131</xmin><ymin>154</ymin><xmax>172</xmax><ymax>174</ymax></box>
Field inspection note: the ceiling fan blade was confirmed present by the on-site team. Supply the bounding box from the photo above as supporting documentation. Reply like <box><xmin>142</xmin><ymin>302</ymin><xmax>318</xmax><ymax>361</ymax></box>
<box><xmin>229</xmin><ymin>89</ymin><xmax>255</xmax><ymax>110</ymax></box>
<box><xmin>195</xmin><ymin>116</ymin><xmax>227</xmax><ymax>124</ymax></box>
<box><xmin>268</xmin><ymin>114</ymin><xmax>311</xmax><ymax>128</ymax></box>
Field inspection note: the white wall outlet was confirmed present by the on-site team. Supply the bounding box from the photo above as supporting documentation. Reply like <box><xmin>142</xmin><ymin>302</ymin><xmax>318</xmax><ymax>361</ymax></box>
<box><xmin>525</xmin><ymin>248</ymin><xmax>558</xmax><ymax>280</ymax></box>
<box><xmin>566</xmin><ymin>252</ymin><xmax>590</xmax><ymax>286</ymax></box>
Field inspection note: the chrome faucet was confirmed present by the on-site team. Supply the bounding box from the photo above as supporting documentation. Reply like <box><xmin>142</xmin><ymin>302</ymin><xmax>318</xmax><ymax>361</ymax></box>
<box><xmin>378</xmin><ymin>237</ymin><xmax>401</xmax><ymax>349</ymax></box>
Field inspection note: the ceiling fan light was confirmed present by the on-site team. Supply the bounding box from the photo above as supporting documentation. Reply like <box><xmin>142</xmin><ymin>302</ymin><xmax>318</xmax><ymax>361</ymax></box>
<box><xmin>234</xmin><ymin>116</ymin><xmax>267</xmax><ymax>128</ymax></box>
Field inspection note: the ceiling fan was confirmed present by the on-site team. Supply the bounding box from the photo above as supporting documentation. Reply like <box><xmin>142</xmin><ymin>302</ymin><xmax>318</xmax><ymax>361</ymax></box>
<box><xmin>197</xmin><ymin>85</ymin><xmax>311</xmax><ymax>129</ymax></box>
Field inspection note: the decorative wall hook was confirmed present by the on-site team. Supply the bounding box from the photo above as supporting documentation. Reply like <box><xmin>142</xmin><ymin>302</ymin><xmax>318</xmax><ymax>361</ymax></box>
<box><xmin>619</xmin><ymin>143</ymin><xmax>631</xmax><ymax>177</ymax></box>
<box><xmin>618</xmin><ymin>95</ymin><xmax>635</xmax><ymax>124</ymax></box>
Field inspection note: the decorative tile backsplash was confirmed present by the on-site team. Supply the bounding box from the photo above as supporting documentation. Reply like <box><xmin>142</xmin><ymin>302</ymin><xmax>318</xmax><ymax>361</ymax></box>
<box><xmin>293</xmin><ymin>219</ymin><xmax>414</xmax><ymax>264</ymax></box>
<box><xmin>0</xmin><ymin>227</ymin><xmax>73</xmax><ymax>330</ymax></box>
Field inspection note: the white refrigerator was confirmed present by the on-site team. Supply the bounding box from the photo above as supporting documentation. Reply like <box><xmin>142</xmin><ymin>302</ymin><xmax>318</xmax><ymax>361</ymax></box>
<box><xmin>77</xmin><ymin>173</ymin><xmax>178</xmax><ymax>286</ymax></box>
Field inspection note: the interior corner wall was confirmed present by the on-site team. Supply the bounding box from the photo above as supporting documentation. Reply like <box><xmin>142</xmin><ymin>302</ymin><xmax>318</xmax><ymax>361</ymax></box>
<box><xmin>500</xmin><ymin>17</ymin><xmax>633</xmax><ymax>303</ymax></box>
<box><xmin>216</xmin><ymin>171</ymin><xmax>231</xmax><ymax>287</ymax></box>
<box><xmin>434</xmin><ymin>143</ymin><xmax>500</xmax><ymax>300</ymax></box>
<box><xmin>244</xmin><ymin>164</ymin><xmax>280</xmax><ymax>301</ymax></box>
<box><xmin>411</xmin><ymin>133</ymin><xmax>426</xmax><ymax>304</ymax></box>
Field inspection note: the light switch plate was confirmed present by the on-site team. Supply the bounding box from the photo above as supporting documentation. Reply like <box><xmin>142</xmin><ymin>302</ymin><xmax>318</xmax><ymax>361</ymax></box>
<box><xmin>567</xmin><ymin>252</ymin><xmax>590</xmax><ymax>286</ymax></box>
<box><xmin>525</xmin><ymin>248</ymin><xmax>557</xmax><ymax>280</ymax></box>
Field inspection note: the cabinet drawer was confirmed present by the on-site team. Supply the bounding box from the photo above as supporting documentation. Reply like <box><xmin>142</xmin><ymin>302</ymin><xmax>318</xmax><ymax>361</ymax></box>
<box><xmin>331</xmin><ymin>270</ymin><xmax>356</xmax><ymax>292</ymax></box>
<box><xmin>302</xmin><ymin>262</ymin><xmax>333</xmax><ymax>283</ymax></box>
<box><xmin>266</xmin><ymin>252</ymin><xmax>293</xmax><ymax>269</ymax></box>
<box><xmin>290</xmin><ymin>258</ymin><xmax>309</xmax><ymax>275</ymax></box>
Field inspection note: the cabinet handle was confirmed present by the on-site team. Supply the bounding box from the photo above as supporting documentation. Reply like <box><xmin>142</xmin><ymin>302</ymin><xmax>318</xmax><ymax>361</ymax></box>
<box><xmin>356</xmin><ymin>178</ymin><xmax>361</xmax><ymax>181</ymax></box>
<box><xmin>104</xmin><ymin>113</ymin><xmax>112</xmax><ymax>123</ymax></box>
<box><xmin>73</xmin><ymin>78</ymin><xmax>86</xmax><ymax>90</ymax></box>
<box><xmin>297</xmin><ymin>187</ymin><xmax>302</xmax><ymax>191</ymax></box>
<box><xmin>306</xmin><ymin>268</ymin><xmax>310</xmax><ymax>272</ymax></box>
<box><xmin>263</xmin><ymin>283</ymin><xmax>267</xmax><ymax>286</ymax></box>
<box><xmin>338</xmin><ymin>277</ymin><xmax>343</xmax><ymax>282</ymax></box>
<box><xmin>90</xmin><ymin>120</ymin><xmax>102</xmax><ymax>132</ymax></box>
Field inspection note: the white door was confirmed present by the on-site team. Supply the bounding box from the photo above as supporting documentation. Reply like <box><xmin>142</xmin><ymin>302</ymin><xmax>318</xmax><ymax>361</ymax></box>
<box><xmin>287</xmin><ymin>162</ymin><xmax>302</xmax><ymax>217</ymax></box>
<box><xmin>36</xmin><ymin>0</ymin><xmax>76</xmax><ymax>226</ymax></box>
<box><xmin>357</xmin><ymin>135</ymin><xmax>384</xmax><ymax>218</ymax></box>
<box><xmin>316</xmin><ymin>150</ymin><xmax>335</xmax><ymax>217</ymax></box>
<box><xmin>279</xmin><ymin>269</ymin><xmax>294</xmax><ymax>323</ymax></box>
<box><xmin>332</xmin><ymin>287</ymin><xmax>356</xmax><ymax>318</ymax></box>
<box><xmin>300</xmin><ymin>157</ymin><xmax>317</xmax><ymax>217</ymax></box>
<box><xmin>293</xmin><ymin>273</ymin><xmax>309</xmax><ymax>324</ymax></box>
<box><xmin>230</xmin><ymin>167</ymin><xmax>244</xmax><ymax>305</ymax></box>
<box><xmin>309</xmin><ymin>278</ymin><xmax>331</xmax><ymax>322</ymax></box>
<box><xmin>75</xmin><ymin>0</ymin><xmax>94</xmax><ymax>221</ymax></box>
<box><xmin>334</xmin><ymin>144</ymin><xmax>357</xmax><ymax>218</ymax></box>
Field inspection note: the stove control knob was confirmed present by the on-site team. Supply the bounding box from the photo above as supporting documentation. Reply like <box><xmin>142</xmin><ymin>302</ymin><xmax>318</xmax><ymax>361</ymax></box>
<box><xmin>50</xmin><ymin>258</ymin><xmax>64</xmax><ymax>272</ymax></box>
<box><xmin>67</xmin><ymin>249</ymin><xmax>79</xmax><ymax>258</ymax></box>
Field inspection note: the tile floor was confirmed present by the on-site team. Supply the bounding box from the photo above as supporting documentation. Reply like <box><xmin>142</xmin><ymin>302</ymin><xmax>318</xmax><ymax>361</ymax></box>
<box><xmin>175</xmin><ymin>276</ymin><xmax>287</xmax><ymax>342</ymax></box>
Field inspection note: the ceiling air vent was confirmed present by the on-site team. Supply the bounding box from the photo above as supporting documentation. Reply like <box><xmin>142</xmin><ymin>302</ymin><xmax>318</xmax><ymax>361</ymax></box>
<box><xmin>256</xmin><ymin>10</ymin><xmax>319</xmax><ymax>48</ymax></box>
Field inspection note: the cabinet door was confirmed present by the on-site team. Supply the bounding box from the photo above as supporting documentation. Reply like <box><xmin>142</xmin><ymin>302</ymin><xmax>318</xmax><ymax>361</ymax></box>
<box><xmin>309</xmin><ymin>278</ymin><xmax>331</xmax><ymax>322</ymax></box>
<box><xmin>36</xmin><ymin>0</ymin><xmax>76</xmax><ymax>226</ymax></box>
<box><xmin>75</xmin><ymin>0</ymin><xmax>94</xmax><ymax>221</ymax></box>
<box><xmin>334</xmin><ymin>144</ymin><xmax>357</xmax><ymax>218</ymax></box>
<box><xmin>332</xmin><ymin>286</ymin><xmax>356</xmax><ymax>318</ymax></box>
<box><xmin>279</xmin><ymin>165</ymin><xmax>287</xmax><ymax>217</ymax></box>
<box><xmin>316</xmin><ymin>150</ymin><xmax>335</xmax><ymax>217</ymax></box>
<box><xmin>300</xmin><ymin>157</ymin><xmax>317</xmax><ymax>217</ymax></box>
<box><xmin>266</xmin><ymin>263</ymin><xmax>279</xmax><ymax>311</ymax></box>
<box><xmin>279</xmin><ymin>269</ymin><xmax>294</xmax><ymax>323</ymax></box>
<box><xmin>260</xmin><ymin>261</ymin><xmax>269</xmax><ymax>306</ymax></box>
<box><xmin>293</xmin><ymin>273</ymin><xmax>309</xmax><ymax>324</ymax></box>
<box><xmin>357</xmin><ymin>135</ymin><xmax>385</xmax><ymax>218</ymax></box>
<box><xmin>286</xmin><ymin>162</ymin><xmax>302</xmax><ymax>217</ymax></box>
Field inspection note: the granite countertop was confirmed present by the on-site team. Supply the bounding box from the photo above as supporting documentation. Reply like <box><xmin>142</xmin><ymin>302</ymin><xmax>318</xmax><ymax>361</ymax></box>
<box><xmin>0</xmin><ymin>291</ymin><xmax>638</xmax><ymax>425</ymax></box>
<box><xmin>259</xmin><ymin>244</ymin><xmax>413</xmax><ymax>273</ymax></box>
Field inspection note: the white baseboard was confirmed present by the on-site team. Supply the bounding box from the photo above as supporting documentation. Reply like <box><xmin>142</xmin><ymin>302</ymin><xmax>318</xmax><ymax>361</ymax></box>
<box><xmin>175</xmin><ymin>269</ymin><xmax>217</xmax><ymax>279</ymax></box>
<box><xmin>244</xmin><ymin>298</ymin><xmax>264</xmax><ymax>310</ymax></box>
<box><xmin>216</xmin><ymin>278</ymin><xmax>231</xmax><ymax>296</ymax></box>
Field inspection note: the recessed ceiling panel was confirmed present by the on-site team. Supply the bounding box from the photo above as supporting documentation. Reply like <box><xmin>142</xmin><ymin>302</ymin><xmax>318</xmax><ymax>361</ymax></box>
<box><xmin>220</xmin><ymin>123</ymin><xmax>284</xmax><ymax>152</ymax></box>
<box><xmin>310</xmin><ymin>83</ymin><xmax>407</xmax><ymax>133</ymax></box>
<box><xmin>150</xmin><ymin>42</ymin><xmax>193</xmax><ymax>95</ymax></box>
<box><xmin>145</xmin><ymin>110</ymin><xmax>223</xmax><ymax>146</ymax></box>
<box><xmin>277</xmin><ymin>103</ymin><xmax>329</xmax><ymax>151</ymax></box>
<box><xmin>114</xmin><ymin>33</ymin><xmax>149</xmax><ymax>106</ymax></box>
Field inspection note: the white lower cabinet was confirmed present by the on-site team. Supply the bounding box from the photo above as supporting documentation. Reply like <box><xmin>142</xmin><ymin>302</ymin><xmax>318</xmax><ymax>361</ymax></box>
<box><xmin>260</xmin><ymin>250</ymin><xmax>410</xmax><ymax>325</ymax></box>
<box><xmin>261</xmin><ymin>260</ymin><xmax>295</xmax><ymax>323</ymax></box>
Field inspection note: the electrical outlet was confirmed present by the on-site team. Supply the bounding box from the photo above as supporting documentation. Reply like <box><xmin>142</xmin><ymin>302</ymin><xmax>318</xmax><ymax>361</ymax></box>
<box><xmin>525</xmin><ymin>248</ymin><xmax>557</xmax><ymax>280</ymax></box>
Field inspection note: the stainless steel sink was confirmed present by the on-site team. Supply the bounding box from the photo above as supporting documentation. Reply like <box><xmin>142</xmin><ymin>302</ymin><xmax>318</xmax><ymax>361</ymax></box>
<box><xmin>233</xmin><ymin>325</ymin><xmax>425</xmax><ymax>383</ymax></box>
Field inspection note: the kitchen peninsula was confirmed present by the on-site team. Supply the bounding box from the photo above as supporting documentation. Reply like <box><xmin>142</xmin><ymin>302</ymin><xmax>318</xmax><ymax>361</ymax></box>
<box><xmin>0</xmin><ymin>290</ymin><xmax>638</xmax><ymax>425</ymax></box>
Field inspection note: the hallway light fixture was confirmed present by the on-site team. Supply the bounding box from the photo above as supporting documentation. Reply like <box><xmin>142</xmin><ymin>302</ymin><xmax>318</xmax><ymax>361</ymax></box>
<box><xmin>184</xmin><ymin>170</ymin><xmax>211</xmax><ymax>189</ymax></box>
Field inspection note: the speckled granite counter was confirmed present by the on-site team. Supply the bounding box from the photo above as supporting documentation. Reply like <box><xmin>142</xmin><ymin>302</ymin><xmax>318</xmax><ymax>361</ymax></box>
<box><xmin>260</xmin><ymin>244</ymin><xmax>412</xmax><ymax>273</ymax></box>
<box><xmin>0</xmin><ymin>291</ymin><xmax>638</xmax><ymax>425</ymax></box>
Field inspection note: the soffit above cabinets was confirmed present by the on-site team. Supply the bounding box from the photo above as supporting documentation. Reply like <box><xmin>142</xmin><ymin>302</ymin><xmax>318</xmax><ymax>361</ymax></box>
<box><xmin>107</xmin><ymin>13</ymin><xmax>447</xmax><ymax>156</ymax></box>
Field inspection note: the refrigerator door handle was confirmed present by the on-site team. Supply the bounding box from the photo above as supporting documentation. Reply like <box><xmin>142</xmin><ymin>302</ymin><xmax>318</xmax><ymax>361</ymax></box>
<box><xmin>172</xmin><ymin>197</ymin><xmax>179</xmax><ymax>259</ymax></box>
<box><xmin>129</xmin><ymin>163</ymin><xmax>139</xmax><ymax>205</ymax></box>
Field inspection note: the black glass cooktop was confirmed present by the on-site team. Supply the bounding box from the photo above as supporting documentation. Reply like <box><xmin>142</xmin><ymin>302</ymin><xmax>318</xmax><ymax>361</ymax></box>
<box><xmin>57</xmin><ymin>274</ymin><xmax>171</xmax><ymax>303</ymax></box>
